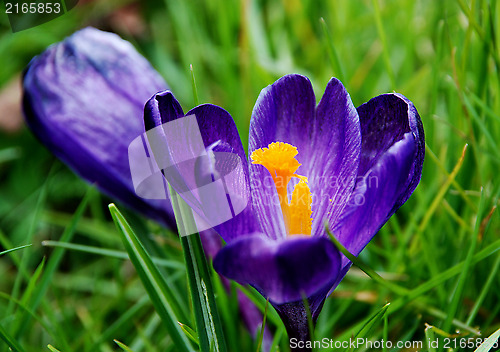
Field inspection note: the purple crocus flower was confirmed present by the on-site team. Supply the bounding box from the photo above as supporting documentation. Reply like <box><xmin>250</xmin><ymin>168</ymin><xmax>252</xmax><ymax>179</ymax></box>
<box><xmin>144</xmin><ymin>74</ymin><xmax>424</xmax><ymax>349</ymax></box>
<box><xmin>22</xmin><ymin>27</ymin><xmax>273</xmax><ymax>349</ymax></box>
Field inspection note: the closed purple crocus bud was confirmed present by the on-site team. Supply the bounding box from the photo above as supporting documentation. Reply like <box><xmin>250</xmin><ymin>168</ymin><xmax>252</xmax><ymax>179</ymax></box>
<box><xmin>22</xmin><ymin>27</ymin><xmax>174</xmax><ymax>227</ymax></box>
<box><xmin>145</xmin><ymin>74</ymin><xmax>424</xmax><ymax>351</ymax></box>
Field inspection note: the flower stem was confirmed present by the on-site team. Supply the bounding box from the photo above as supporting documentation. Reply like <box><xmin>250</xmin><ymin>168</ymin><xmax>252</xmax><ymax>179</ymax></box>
<box><xmin>275</xmin><ymin>301</ymin><xmax>315</xmax><ymax>352</ymax></box>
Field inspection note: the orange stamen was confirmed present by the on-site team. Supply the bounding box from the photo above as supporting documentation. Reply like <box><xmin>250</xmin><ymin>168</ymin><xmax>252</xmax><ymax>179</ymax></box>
<box><xmin>289</xmin><ymin>179</ymin><xmax>313</xmax><ymax>235</ymax></box>
<box><xmin>251</xmin><ymin>142</ymin><xmax>312</xmax><ymax>236</ymax></box>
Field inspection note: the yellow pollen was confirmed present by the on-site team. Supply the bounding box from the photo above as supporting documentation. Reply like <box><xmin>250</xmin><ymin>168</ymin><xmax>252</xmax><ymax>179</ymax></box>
<box><xmin>251</xmin><ymin>142</ymin><xmax>312</xmax><ymax>236</ymax></box>
<box><xmin>250</xmin><ymin>142</ymin><xmax>301</xmax><ymax>178</ymax></box>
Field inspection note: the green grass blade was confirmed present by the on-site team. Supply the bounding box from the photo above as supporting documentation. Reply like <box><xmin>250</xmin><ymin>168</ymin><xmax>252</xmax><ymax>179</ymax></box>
<box><xmin>474</xmin><ymin>327</ymin><xmax>500</xmax><ymax>352</ymax></box>
<box><xmin>108</xmin><ymin>203</ymin><xmax>193</xmax><ymax>352</ymax></box>
<box><xmin>129</xmin><ymin>313</ymin><xmax>162</xmax><ymax>351</ymax></box>
<box><xmin>179</xmin><ymin>322</ymin><xmax>200</xmax><ymax>346</ymax></box>
<box><xmin>235</xmin><ymin>284</ymin><xmax>281</xmax><ymax>328</ymax></box>
<box><xmin>42</xmin><ymin>210</ymin><xmax>122</xmax><ymax>246</ymax></box>
<box><xmin>190</xmin><ymin>64</ymin><xmax>199</xmax><ymax>106</ymax></box>
<box><xmin>417</xmin><ymin>144</ymin><xmax>468</xmax><ymax>234</ymax></box>
<box><xmin>169</xmin><ymin>184</ymin><xmax>227</xmax><ymax>352</ymax></box>
<box><xmin>47</xmin><ymin>345</ymin><xmax>61</xmax><ymax>352</ymax></box>
<box><xmin>41</xmin><ymin>241</ymin><xmax>185</xmax><ymax>269</ymax></box>
<box><xmin>319</xmin><ymin>17</ymin><xmax>345</xmax><ymax>83</ymax></box>
<box><xmin>462</xmin><ymin>93</ymin><xmax>500</xmax><ymax>159</ymax></box>
<box><xmin>19</xmin><ymin>257</ymin><xmax>45</xmax><ymax>309</ymax></box>
<box><xmin>14</xmin><ymin>188</ymin><xmax>92</xmax><ymax>338</ymax></box>
<box><xmin>466</xmin><ymin>252</ymin><xmax>500</xmax><ymax>326</ymax></box>
<box><xmin>352</xmin><ymin>303</ymin><xmax>390</xmax><ymax>340</ymax></box>
<box><xmin>0</xmin><ymin>322</ymin><xmax>25</xmax><ymax>352</ymax></box>
<box><xmin>383</xmin><ymin>311</ymin><xmax>388</xmax><ymax>352</ymax></box>
<box><xmin>255</xmin><ymin>299</ymin><xmax>269</xmax><ymax>352</ymax></box>
<box><xmin>341</xmin><ymin>303</ymin><xmax>390</xmax><ymax>352</ymax></box>
<box><xmin>0</xmin><ymin>244</ymin><xmax>32</xmax><ymax>257</ymax></box>
<box><xmin>212</xmin><ymin>274</ymin><xmax>239</xmax><ymax>352</ymax></box>
<box><xmin>389</xmin><ymin>238</ymin><xmax>500</xmax><ymax>314</ymax></box>
<box><xmin>91</xmin><ymin>295</ymin><xmax>149</xmax><ymax>349</ymax></box>
<box><xmin>442</xmin><ymin>188</ymin><xmax>487</xmax><ymax>332</ymax></box>
<box><xmin>269</xmin><ymin>326</ymin><xmax>284</xmax><ymax>352</ymax></box>
<box><xmin>424</xmin><ymin>324</ymin><xmax>436</xmax><ymax>352</ymax></box>
<box><xmin>469</xmin><ymin>91</ymin><xmax>500</xmax><ymax>123</ymax></box>
<box><xmin>0</xmin><ymin>292</ymin><xmax>61</xmax><ymax>342</ymax></box>
<box><xmin>416</xmin><ymin>303</ymin><xmax>479</xmax><ymax>335</ymax></box>
<box><xmin>372</xmin><ymin>0</ymin><xmax>395</xmax><ymax>89</ymax></box>
<box><xmin>114</xmin><ymin>339</ymin><xmax>135</xmax><ymax>352</ymax></box>
<box><xmin>326</xmin><ymin>226</ymin><xmax>408</xmax><ymax>296</ymax></box>
<box><xmin>7</xmin><ymin>165</ymin><xmax>51</xmax><ymax>317</ymax></box>
<box><xmin>424</xmin><ymin>144</ymin><xmax>476</xmax><ymax>211</ymax></box>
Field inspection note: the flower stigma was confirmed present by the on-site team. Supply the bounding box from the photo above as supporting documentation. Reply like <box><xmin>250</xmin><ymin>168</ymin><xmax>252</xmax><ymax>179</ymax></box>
<box><xmin>251</xmin><ymin>142</ymin><xmax>312</xmax><ymax>236</ymax></box>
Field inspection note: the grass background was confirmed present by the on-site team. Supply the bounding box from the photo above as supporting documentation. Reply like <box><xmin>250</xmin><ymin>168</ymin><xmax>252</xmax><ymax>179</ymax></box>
<box><xmin>0</xmin><ymin>0</ymin><xmax>499</xmax><ymax>351</ymax></box>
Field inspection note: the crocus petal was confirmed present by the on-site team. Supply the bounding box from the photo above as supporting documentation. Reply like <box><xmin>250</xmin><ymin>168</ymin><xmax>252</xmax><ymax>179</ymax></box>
<box><xmin>194</xmin><ymin>143</ymin><xmax>257</xmax><ymax>241</ymax></box>
<box><xmin>187</xmin><ymin>104</ymin><xmax>256</xmax><ymax>241</ymax></box>
<box><xmin>213</xmin><ymin>233</ymin><xmax>341</xmax><ymax>305</ymax></box>
<box><xmin>144</xmin><ymin>90</ymin><xmax>185</xmax><ymax>131</ymax></box>
<box><xmin>311</xmin><ymin>78</ymin><xmax>362</xmax><ymax>235</ymax></box>
<box><xmin>335</xmin><ymin>133</ymin><xmax>416</xmax><ymax>257</ymax></box>
<box><xmin>325</xmin><ymin>93</ymin><xmax>424</xmax><ymax>292</ymax></box>
<box><xmin>144</xmin><ymin>91</ymin><xmax>256</xmax><ymax>240</ymax></box>
<box><xmin>22</xmin><ymin>27</ymin><xmax>174</xmax><ymax>227</ymax></box>
<box><xmin>143</xmin><ymin>91</ymin><xmax>196</xmax><ymax>209</ymax></box>
<box><xmin>336</xmin><ymin>93</ymin><xmax>423</xmax><ymax>252</ymax></box>
<box><xmin>356</xmin><ymin>93</ymin><xmax>424</xmax><ymax>184</ymax></box>
<box><xmin>248</xmin><ymin>74</ymin><xmax>361</xmax><ymax>238</ymax></box>
<box><xmin>144</xmin><ymin>91</ymin><xmax>246</xmax><ymax>163</ymax></box>
<box><xmin>386</xmin><ymin>94</ymin><xmax>425</xmax><ymax>209</ymax></box>
<box><xmin>248</xmin><ymin>75</ymin><xmax>315</xmax><ymax>238</ymax></box>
